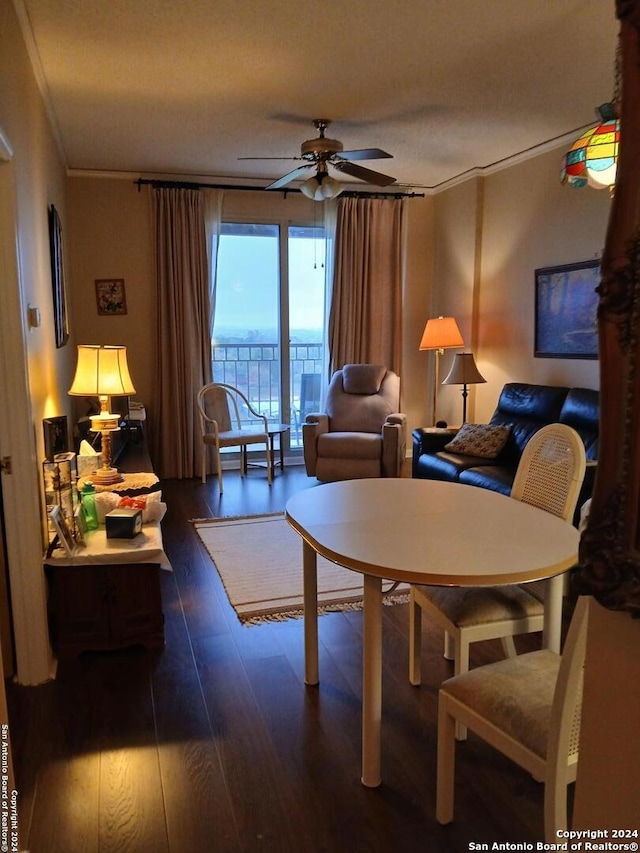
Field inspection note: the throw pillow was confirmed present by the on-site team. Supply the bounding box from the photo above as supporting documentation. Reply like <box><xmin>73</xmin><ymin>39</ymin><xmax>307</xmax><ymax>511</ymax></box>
<box><xmin>443</xmin><ymin>423</ymin><xmax>511</xmax><ymax>459</ymax></box>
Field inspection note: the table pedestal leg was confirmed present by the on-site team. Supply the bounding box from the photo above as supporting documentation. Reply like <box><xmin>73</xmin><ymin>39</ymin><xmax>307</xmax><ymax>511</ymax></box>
<box><xmin>362</xmin><ymin>574</ymin><xmax>382</xmax><ymax>788</ymax></box>
<box><xmin>544</xmin><ymin>573</ymin><xmax>563</xmax><ymax>653</ymax></box>
<box><xmin>303</xmin><ymin>541</ymin><xmax>319</xmax><ymax>686</ymax></box>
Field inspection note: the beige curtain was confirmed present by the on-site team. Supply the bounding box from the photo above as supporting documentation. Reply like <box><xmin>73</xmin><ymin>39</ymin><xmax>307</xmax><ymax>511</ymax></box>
<box><xmin>328</xmin><ymin>197</ymin><xmax>405</xmax><ymax>374</ymax></box>
<box><xmin>151</xmin><ymin>188</ymin><xmax>212</xmax><ymax>479</ymax></box>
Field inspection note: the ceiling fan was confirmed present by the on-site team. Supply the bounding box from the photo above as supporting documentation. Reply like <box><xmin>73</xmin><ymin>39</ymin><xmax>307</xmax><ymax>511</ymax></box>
<box><xmin>239</xmin><ymin>119</ymin><xmax>396</xmax><ymax>198</ymax></box>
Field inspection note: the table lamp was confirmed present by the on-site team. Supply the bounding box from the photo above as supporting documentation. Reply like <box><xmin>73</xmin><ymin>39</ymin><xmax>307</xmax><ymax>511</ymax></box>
<box><xmin>419</xmin><ymin>316</ymin><xmax>464</xmax><ymax>425</ymax></box>
<box><xmin>442</xmin><ymin>352</ymin><xmax>486</xmax><ymax>423</ymax></box>
<box><xmin>68</xmin><ymin>344</ymin><xmax>136</xmax><ymax>485</ymax></box>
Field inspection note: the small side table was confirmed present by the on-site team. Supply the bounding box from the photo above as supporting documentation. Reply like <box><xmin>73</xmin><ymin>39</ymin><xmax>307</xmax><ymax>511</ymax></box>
<box><xmin>44</xmin><ymin>522</ymin><xmax>170</xmax><ymax>659</ymax></box>
<box><xmin>267</xmin><ymin>423</ymin><xmax>291</xmax><ymax>470</ymax></box>
<box><xmin>243</xmin><ymin>423</ymin><xmax>291</xmax><ymax>473</ymax></box>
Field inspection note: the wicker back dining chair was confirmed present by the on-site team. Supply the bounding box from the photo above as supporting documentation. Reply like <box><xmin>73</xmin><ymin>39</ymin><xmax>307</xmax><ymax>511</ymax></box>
<box><xmin>409</xmin><ymin>423</ymin><xmax>587</xmax><ymax>732</ymax></box>
<box><xmin>436</xmin><ymin>594</ymin><xmax>590</xmax><ymax>842</ymax></box>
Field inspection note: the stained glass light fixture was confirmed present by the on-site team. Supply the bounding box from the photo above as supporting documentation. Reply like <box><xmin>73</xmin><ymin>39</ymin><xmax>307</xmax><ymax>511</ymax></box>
<box><xmin>560</xmin><ymin>102</ymin><xmax>620</xmax><ymax>193</ymax></box>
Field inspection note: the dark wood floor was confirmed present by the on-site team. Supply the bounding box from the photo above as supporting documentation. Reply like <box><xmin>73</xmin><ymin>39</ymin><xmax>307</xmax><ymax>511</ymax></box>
<box><xmin>8</xmin><ymin>464</ymin><xmax>565</xmax><ymax>852</ymax></box>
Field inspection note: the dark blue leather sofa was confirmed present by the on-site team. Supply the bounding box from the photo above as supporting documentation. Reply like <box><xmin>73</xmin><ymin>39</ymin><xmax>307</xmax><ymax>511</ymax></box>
<box><xmin>412</xmin><ymin>383</ymin><xmax>599</xmax><ymax>520</ymax></box>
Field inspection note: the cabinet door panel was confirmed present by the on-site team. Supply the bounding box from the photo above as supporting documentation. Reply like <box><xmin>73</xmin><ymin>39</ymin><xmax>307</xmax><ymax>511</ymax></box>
<box><xmin>50</xmin><ymin>565</ymin><xmax>110</xmax><ymax>646</ymax></box>
<box><xmin>107</xmin><ymin>564</ymin><xmax>164</xmax><ymax>645</ymax></box>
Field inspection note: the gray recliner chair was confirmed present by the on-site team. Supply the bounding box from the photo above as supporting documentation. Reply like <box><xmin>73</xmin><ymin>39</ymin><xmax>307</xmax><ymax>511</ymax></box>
<box><xmin>302</xmin><ymin>364</ymin><xmax>407</xmax><ymax>482</ymax></box>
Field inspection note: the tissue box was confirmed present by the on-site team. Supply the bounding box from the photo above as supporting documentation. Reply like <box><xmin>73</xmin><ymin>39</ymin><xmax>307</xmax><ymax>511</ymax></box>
<box><xmin>77</xmin><ymin>453</ymin><xmax>102</xmax><ymax>478</ymax></box>
<box><xmin>105</xmin><ymin>507</ymin><xmax>142</xmax><ymax>539</ymax></box>
<box><xmin>77</xmin><ymin>438</ymin><xmax>102</xmax><ymax>478</ymax></box>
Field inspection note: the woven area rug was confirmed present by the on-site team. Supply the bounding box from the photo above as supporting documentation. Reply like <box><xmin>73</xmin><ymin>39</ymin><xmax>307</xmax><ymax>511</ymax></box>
<box><xmin>192</xmin><ymin>513</ymin><xmax>409</xmax><ymax>625</ymax></box>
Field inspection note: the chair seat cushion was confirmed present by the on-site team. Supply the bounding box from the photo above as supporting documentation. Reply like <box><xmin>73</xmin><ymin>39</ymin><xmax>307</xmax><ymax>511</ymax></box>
<box><xmin>413</xmin><ymin>584</ymin><xmax>543</xmax><ymax>627</ymax></box>
<box><xmin>317</xmin><ymin>431</ymin><xmax>382</xmax><ymax>460</ymax></box>
<box><xmin>204</xmin><ymin>428</ymin><xmax>267</xmax><ymax>447</ymax></box>
<box><xmin>441</xmin><ymin>649</ymin><xmax>560</xmax><ymax>758</ymax></box>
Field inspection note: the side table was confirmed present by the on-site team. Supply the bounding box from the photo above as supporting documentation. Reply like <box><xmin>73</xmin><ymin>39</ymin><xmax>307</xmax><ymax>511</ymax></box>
<box><xmin>243</xmin><ymin>423</ymin><xmax>291</xmax><ymax>473</ymax></box>
<box><xmin>44</xmin><ymin>522</ymin><xmax>170</xmax><ymax>660</ymax></box>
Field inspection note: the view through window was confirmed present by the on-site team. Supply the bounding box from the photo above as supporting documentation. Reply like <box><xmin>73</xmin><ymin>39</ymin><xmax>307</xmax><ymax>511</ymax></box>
<box><xmin>213</xmin><ymin>223</ymin><xmax>325</xmax><ymax>448</ymax></box>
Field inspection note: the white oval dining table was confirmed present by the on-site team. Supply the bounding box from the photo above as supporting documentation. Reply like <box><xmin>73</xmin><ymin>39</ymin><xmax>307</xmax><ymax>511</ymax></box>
<box><xmin>285</xmin><ymin>478</ymin><xmax>580</xmax><ymax>788</ymax></box>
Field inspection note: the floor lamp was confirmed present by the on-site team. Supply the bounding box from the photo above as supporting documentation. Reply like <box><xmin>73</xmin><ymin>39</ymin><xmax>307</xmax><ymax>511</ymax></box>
<box><xmin>68</xmin><ymin>344</ymin><xmax>136</xmax><ymax>485</ymax></box>
<box><xmin>419</xmin><ymin>317</ymin><xmax>464</xmax><ymax>425</ymax></box>
<box><xmin>442</xmin><ymin>352</ymin><xmax>486</xmax><ymax>423</ymax></box>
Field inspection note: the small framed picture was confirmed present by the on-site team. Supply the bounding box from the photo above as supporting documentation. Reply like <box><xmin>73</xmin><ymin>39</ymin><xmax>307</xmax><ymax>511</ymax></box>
<box><xmin>49</xmin><ymin>505</ymin><xmax>76</xmax><ymax>556</ymax></box>
<box><xmin>43</xmin><ymin>416</ymin><xmax>69</xmax><ymax>461</ymax></box>
<box><xmin>95</xmin><ymin>278</ymin><xmax>127</xmax><ymax>315</ymax></box>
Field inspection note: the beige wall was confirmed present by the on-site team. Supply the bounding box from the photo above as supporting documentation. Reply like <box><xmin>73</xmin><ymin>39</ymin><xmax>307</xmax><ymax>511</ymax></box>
<box><xmin>434</xmin><ymin>148</ymin><xmax>609</xmax><ymax>427</ymax></box>
<box><xmin>66</xmin><ymin>179</ymin><xmax>155</xmax><ymax>420</ymax></box>
<box><xmin>402</xmin><ymin>196</ymin><xmax>435</xmax><ymax>433</ymax></box>
<box><xmin>432</xmin><ymin>178</ymin><xmax>481</xmax><ymax>426</ymax></box>
<box><xmin>0</xmin><ymin>0</ymin><xmax>75</xmax><ymax>436</ymax></box>
<box><xmin>0</xmin><ymin>0</ymin><xmax>69</xmax><ymax>683</ymax></box>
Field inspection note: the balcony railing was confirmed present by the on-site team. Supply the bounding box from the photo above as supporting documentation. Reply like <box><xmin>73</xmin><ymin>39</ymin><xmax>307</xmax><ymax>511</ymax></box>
<box><xmin>212</xmin><ymin>342</ymin><xmax>323</xmax><ymax>448</ymax></box>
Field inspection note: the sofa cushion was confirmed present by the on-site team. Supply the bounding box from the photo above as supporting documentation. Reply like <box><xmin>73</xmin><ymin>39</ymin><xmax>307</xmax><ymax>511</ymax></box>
<box><xmin>443</xmin><ymin>423</ymin><xmax>511</xmax><ymax>459</ymax></box>
<box><xmin>414</xmin><ymin>451</ymin><xmax>500</xmax><ymax>482</ymax></box>
<box><xmin>459</xmin><ymin>464</ymin><xmax>517</xmax><ymax>496</ymax></box>
<box><xmin>489</xmin><ymin>383</ymin><xmax>570</xmax><ymax>465</ymax></box>
<box><xmin>559</xmin><ymin>387</ymin><xmax>599</xmax><ymax>460</ymax></box>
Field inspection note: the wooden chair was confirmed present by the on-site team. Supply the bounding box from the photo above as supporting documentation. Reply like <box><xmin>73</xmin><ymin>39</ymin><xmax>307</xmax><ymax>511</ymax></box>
<box><xmin>436</xmin><ymin>595</ymin><xmax>590</xmax><ymax>842</ymax></box>
<box><xmin>409</xmin><ymin>423</ymin><xmax>586</xmax><ymax>736</ymax></box>
<box><xmin>197</xmin><ymin>383</ymin><xmax>273</xmax><ymax>494</ymax></box>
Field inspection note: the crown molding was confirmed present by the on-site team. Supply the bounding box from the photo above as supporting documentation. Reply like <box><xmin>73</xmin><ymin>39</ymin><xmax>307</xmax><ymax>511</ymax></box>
<box><xmin>65</xmin><ymin>128</ymin><xmax>594</xmax><ymax>196</ymax></box>
<box><xmin>12</xmin><ymin>0</ymin><xmax>67</xmax><ymax>164</ymax></box>
<box><xmin>424</xmin><ymin>124</ymin><xmax>593</xmax><ymax>194</ymax></box>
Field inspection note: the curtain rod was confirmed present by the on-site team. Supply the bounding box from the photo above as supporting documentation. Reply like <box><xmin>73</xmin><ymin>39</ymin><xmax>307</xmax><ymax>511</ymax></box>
<box><xmin>134</xmin><ymin>178</ymin><xmax>424</xmax><ymax>200</ymax></box>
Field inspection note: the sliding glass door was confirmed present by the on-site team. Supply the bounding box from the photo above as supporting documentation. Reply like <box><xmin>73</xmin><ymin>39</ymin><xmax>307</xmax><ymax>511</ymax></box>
<box><xmin>212</xmin><ymin>222</ymin><xmax>325</xmax><ymax>453</ymax></box>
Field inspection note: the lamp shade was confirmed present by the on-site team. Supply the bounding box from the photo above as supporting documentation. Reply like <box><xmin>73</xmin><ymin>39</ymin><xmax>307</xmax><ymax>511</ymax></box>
<box><xmin>442</xmin><ymin>352</ymin><xmax>486</xmax><ymax>424</ymax></box>
<box><xmin>442</xmin><ymin>352</ymin><xmax>486</xmax><ymax>386</ymax></box>
<box><xmin>419</xmin><ymin>316</ymin><xmax>464</xmax><ymax>351</ymax></box>
<box><xmin>69</xmin><ymin>345</ymin><xmax>136</xmax><ymax>397</ymax></box>
<box><xmin>560</xmin><ymin>103</ymin><xmax>619</xmax><ymax>191</ymax></box>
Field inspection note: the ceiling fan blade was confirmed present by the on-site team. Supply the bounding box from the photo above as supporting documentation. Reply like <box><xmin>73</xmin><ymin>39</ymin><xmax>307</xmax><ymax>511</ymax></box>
<box><xmin>333</xmin><ymin>160</ymin><xmax>396</xmax><ymax>186</ymax></box>
<box><xmin>265</xmin><ymin>165</ymin><xmax>314</xmax><ymax>190</ymax></box>
<box><xmin>237</xmin><ymin>156</ymin><xmax>303</xmax><ymax>161</ymax></box>
<box><xmin>339</xmin><ymin>148</ymin><xmax>393</xmax><ymax>161</ymax></box>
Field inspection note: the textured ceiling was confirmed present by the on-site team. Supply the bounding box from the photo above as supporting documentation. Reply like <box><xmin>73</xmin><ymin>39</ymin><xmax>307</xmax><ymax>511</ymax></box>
<box><xmin>17</xmin><ymin>0</ymin><xmax>619</xmax><ymax>191</ymax></box>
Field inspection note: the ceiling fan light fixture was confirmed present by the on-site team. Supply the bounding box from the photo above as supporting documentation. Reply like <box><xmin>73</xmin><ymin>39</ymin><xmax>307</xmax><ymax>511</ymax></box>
<box><xmin>300</xmin><ymin>172</ymin><xmax>343</xmax><ymax>201</ymax></box>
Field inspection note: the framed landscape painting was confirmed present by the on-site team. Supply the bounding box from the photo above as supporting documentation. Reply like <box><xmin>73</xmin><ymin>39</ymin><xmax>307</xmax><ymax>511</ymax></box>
<box><xmin>534</xmin><ymin>260</ymin><xmax>600</xmax><ymax>359</ymax></box>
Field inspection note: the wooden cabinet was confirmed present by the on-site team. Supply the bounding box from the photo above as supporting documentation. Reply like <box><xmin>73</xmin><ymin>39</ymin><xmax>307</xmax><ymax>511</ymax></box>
<box><xmin>46</xmin><ymin>561</ymin><xmax>164</xmax><ymax>659</ymax></box>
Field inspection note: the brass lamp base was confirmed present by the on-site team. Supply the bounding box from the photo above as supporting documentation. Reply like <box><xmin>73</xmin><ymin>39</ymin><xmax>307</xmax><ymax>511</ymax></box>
<box><xmin>89</xmin><ymin>413</ymin><xmax>123</xmax><ymax>486</ymax></box>
<box><xmin>91</xmin><ymin>466</ymin><xmax>124</xmax><ymax>486</ymax></box>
